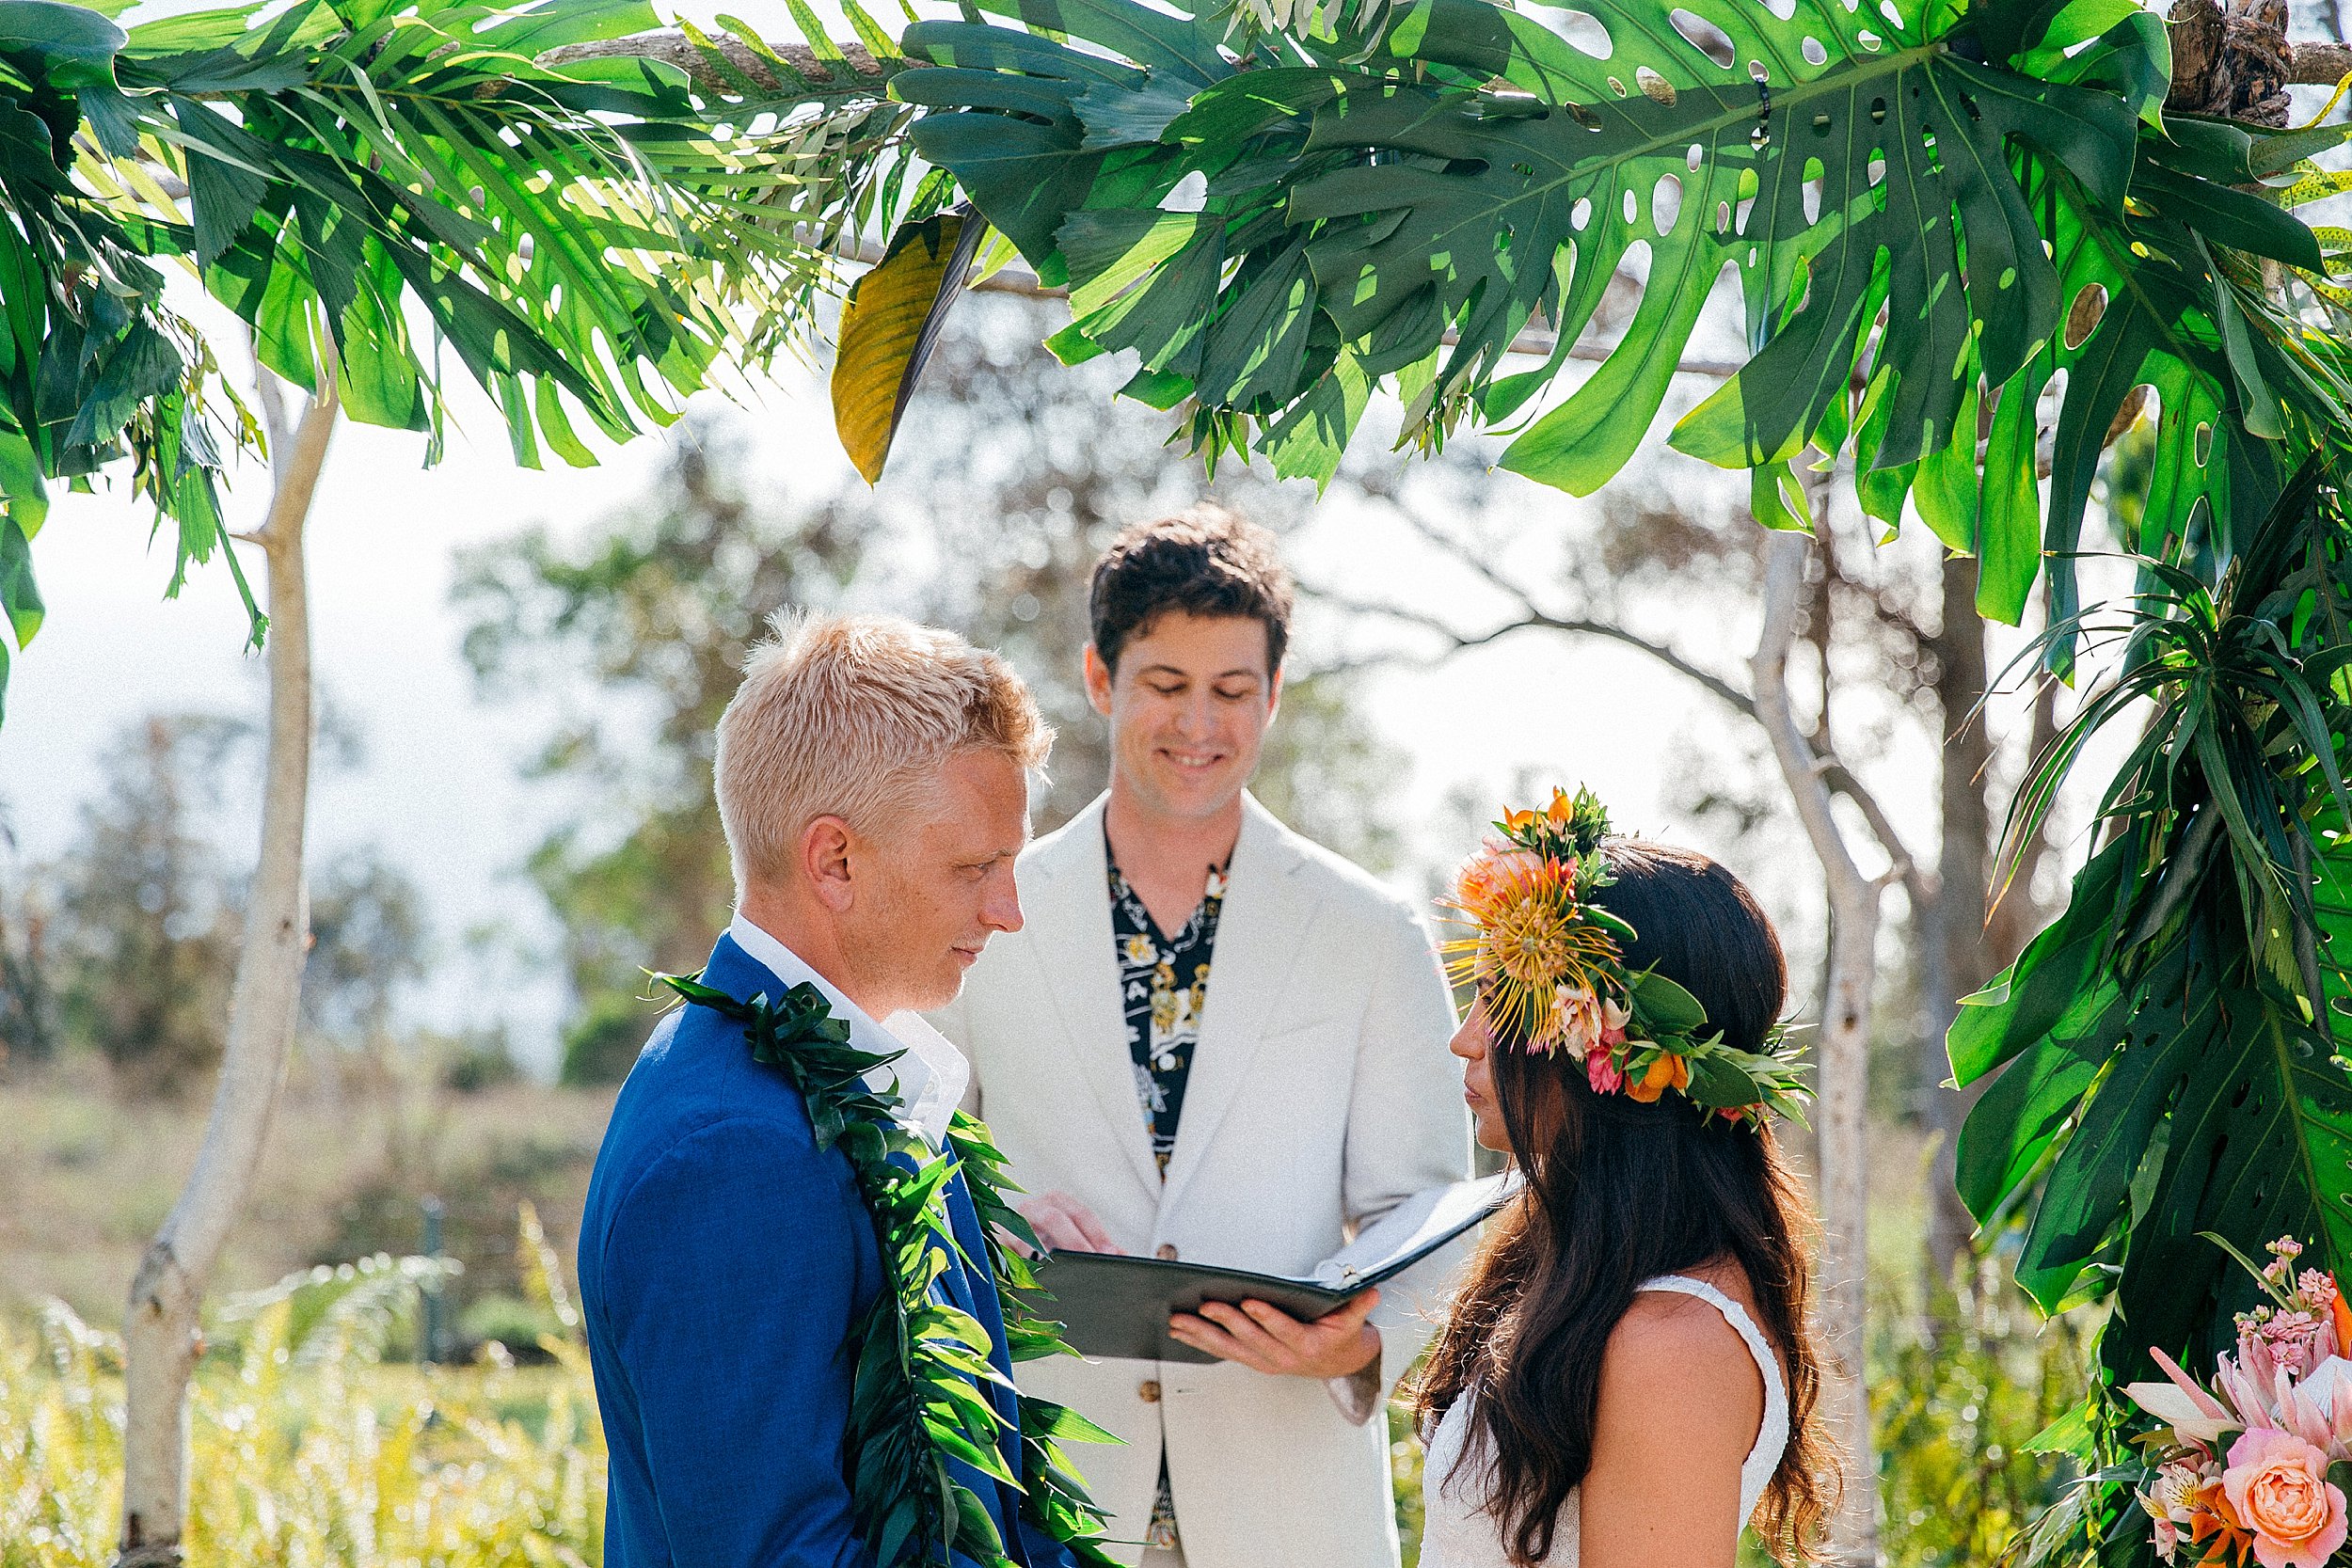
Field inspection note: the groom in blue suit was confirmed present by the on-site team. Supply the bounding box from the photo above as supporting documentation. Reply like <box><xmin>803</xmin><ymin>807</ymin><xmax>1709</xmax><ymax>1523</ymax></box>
<box><xmin>577</xmin><ymin>610</ymin><xmax>1081</xmax><ymax>1568</ymax></box>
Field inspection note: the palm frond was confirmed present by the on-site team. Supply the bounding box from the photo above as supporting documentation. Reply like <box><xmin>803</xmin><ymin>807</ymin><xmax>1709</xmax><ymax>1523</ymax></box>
<box><xmin>0</xmin><ymin>0</ymin><xmax>923</xmax><ymax>722</ymax></box>
<box><xmin>875</xmin><ymin>0</ymin><xmax>2351</xmax><ymax>646</ymax></box>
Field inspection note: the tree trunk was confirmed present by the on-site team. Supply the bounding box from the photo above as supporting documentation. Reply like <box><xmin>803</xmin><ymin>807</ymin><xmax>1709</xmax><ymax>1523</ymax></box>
<box><xmin>117</xmin><ymin>376</ymin><xmax>338</xmax><ymax>1567</ymax></box>
<box><xmin>1754</xmin><ymin>519</ymin><xmax>1880</xmax><ymax>1565</ymax></box>
<box><xmin>1922</xmin><ymin>553</ymin><xmax>1995</xmax><ymax>1287</ymax></box>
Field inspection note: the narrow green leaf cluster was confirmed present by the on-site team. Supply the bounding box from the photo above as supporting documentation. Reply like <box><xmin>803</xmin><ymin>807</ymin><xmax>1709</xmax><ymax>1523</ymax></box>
<box><xmin>0</xmin><ymin>0</ymin><xmax>930</xmax><ymax>723</ymax></box>
<box><xmin>656</xmin><ymin>972</ymin><xmax>1120</xmax><ymax>1568</ymax></box>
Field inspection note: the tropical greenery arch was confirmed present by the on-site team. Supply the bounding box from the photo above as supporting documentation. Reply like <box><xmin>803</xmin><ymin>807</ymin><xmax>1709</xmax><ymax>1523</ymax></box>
<box><xmin>1</xmin><ymin>0</ymin><xmax>2348</xmax><ymax>1559</ymax></box>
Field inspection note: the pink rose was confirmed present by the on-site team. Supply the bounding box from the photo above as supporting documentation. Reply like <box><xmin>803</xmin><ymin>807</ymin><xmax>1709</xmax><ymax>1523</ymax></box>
<box><xmin>2225</xmin><ymin>1427</ymin><xmax>2349</xmax><ymax>1568</ymax></box>
<box><xmin>1587</xmin><ymin>1049</ymin><xmax>1624</xmax><ymax>1095</ymax></box>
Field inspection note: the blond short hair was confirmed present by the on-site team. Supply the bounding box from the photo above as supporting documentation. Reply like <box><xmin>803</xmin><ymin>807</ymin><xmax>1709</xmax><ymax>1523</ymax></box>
<box><xmin>715</xmin><ymin>610</ymin><xmax>1052</xmax><ymax>891</ymax></box>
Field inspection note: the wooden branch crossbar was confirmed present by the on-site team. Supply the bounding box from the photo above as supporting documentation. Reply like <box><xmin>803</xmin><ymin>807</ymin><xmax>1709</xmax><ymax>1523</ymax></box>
<box><xmin>822</xmin><ymin>236</ymin><xmax>1746</xmax><ymax>375</ymax></box>
<box><xmin>535</xmin><ymin>34</ymin><xmax>893</xmax><ymax>92</ymax></box>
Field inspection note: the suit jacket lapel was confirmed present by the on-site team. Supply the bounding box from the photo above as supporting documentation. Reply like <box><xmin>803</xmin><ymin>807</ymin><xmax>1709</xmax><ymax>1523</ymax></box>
<box><xmin>1026</xmin><ymin>796</ymin><xmax>1164</xmax><ymax>1197</ymax></box>
<box><xmin>707</xmin><ymin>932</ymin><xmax>1034</xmax><ymax>1561</ymax></box>
<box><xmin>1158</xmin><ymin>796</ymin><xmax>1316</xmax><ymax>1216</ymax></box>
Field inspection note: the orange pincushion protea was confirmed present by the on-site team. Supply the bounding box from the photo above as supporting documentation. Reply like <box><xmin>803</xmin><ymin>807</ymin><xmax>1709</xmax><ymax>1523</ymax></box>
<box><xmin>1441</xmin><ymin>847</ymin><xmax>1618</xmax><ymax>1053</ymax></box>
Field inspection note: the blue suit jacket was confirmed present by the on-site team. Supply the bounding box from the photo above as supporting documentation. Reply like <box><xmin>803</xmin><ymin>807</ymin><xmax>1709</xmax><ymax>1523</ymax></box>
<box><xmin>579</xmin><ymin>933</ymin><xmax>1079</xmax><ymax>1568</ymax></box>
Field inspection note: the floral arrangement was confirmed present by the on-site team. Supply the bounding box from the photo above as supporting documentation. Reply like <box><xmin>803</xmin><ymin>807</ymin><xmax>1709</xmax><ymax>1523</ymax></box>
<box><xmin>1442</xmin><ymin>785</ymin><xmax>1808</xmax><ymax>1129</ymax></box>
<box><xmin>2125</xmin><ymin>1237</ymin><xmax>2352</xmax><ymax>1568</ymax></box>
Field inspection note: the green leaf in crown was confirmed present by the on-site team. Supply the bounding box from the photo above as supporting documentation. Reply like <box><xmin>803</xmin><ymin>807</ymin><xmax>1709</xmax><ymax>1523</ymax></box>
<box><xmin>654</xmin><ymin>972</ymin><xmax>1122</xmax><ymax>1568</ymax></box>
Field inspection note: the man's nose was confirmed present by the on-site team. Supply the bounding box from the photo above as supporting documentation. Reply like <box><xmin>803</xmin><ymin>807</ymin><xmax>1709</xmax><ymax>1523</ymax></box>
<box><xmin>984</xmin><ymin>874</ymin><xmax>1024</xmax><ymax>934</ymax></box>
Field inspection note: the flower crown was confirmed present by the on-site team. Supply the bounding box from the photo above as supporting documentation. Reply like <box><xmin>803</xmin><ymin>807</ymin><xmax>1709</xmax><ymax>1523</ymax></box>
<box><xmin>1441</xmin><ymin>786</ymin><xmax>1809</xmax><ymax>1130</ymax></box>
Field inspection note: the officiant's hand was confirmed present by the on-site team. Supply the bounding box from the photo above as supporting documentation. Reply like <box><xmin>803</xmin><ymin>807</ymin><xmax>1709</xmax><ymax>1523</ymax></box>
<box><xmin>1167</xmin><ymin>1290</ymin><xmax>1383</xmax><ymax>1380</ymax></box>
<box><xmin>1016</xmin><ymin>1191</ymin><xmax>1123</xmax><ymax>1254</ymax></box>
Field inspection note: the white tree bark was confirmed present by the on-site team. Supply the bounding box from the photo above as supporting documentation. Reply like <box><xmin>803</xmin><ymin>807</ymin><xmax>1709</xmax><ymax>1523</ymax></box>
<box><xmin>117</xmin><ymin>372</ymin><xmax>339</xmax><ymax>1566</ymax></box>
<box><xmin>1752</xmin><ymin>518</ymin><xmax>1881</xmax><ymax>1566</ymax></box>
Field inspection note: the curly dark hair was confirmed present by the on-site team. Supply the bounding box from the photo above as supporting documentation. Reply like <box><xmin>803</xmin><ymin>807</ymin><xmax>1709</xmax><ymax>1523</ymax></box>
<box><xmin>1416</xmin><ymin>840</ymin><xmax>1839</xmax><ymax>1566</ymax></box>
<box><xmin>1088</xmin><ymin>503</ymin><xmax>1295</xmax><ymax>675</ymax></box>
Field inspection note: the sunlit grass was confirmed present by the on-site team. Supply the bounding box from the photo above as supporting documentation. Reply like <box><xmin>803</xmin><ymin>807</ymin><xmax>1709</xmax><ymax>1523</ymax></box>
<box><xmin>0</xmin><ymin>1172</ymin><xmax>2090</xmax><ymax>1567</ymax></box>
<box><xmin>0</xmin><ymin>1217</ymin><xmax>604</xmax><ymax>1568</ymax></box>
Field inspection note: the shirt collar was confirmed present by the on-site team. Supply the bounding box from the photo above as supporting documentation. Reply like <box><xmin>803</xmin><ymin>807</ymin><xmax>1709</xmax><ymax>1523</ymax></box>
<box><xmin>724</xmin><ymin>913</ymin><xmax>970</xmax><ymax>1146</ymax></box>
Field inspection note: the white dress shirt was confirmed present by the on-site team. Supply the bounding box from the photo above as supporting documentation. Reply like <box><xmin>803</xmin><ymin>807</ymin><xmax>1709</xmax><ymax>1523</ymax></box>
<box><xmin>725</xmin><ymin>913</ymin><xmax>971</xmax><ymax>1147</ymax></box>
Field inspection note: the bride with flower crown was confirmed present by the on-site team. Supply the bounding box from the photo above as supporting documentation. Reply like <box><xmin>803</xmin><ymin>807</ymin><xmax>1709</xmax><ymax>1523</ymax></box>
<box><xmin>1414</xmin><ymin>789</ymin><xmax>1842</xmax><ymax>1568</ymax></box>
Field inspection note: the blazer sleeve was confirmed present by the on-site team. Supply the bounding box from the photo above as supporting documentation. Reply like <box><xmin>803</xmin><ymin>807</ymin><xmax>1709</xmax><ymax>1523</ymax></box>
<box><xmin>596</xmin><ymin>1116</ymin><xmax>872</xmax><ymax>1568</ymax></box>
<box><xmin>1344</xmin><ymin>902</ymin><xmax>1475</xmax><ymax>1400</ymax></box>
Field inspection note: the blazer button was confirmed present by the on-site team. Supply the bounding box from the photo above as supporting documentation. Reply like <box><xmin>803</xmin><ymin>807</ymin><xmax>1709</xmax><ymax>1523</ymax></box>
<box><xmin>1138</xmin><ymin>1379</ymin><xmax>1162</xmax><ymax>1403</ymax></box>
<box><xmin>1155</xmin><ymin>1243</ymin><xmax>1179</xmax><ymax>1260</ymax></box>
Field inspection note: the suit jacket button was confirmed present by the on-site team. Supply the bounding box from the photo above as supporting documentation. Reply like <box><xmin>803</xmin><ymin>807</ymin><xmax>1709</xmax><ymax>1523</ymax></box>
<box><xmin>1139</xmin><ymin>1379</ymin><xmax>1162</xmax><ymax>1403</ymax></box>
<box><xmin>1155</xmin><ymin>1243</ymin><xmax>1178</xmax><ymax>1260</ymax></box>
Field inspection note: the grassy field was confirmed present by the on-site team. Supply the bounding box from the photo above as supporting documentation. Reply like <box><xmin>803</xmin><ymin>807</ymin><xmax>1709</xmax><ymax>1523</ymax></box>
<box><xmin>0</xmin><ymin>1060</ymin><xmax>615</xmax><ymax>1334</ymax></box>
<box><xmin>0</xmin><ymin>1065</ymin><xmax>2091</xmax><ymax>1567</ymax></box>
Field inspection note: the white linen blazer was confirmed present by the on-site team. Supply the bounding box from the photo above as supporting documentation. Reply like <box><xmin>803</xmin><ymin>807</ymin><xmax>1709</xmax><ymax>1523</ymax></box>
<box><xmin>929</xmin><ymin>792</ymin><xmax>1470</xmax><ymax>1568</ymax></box>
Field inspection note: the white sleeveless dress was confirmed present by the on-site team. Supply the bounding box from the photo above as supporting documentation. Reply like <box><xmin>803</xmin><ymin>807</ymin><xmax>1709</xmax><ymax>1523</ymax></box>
<box><xmin>1417</xmin><ymin>1274</ymin><xmax>1792</xmax><ymax>1568</ymax></box>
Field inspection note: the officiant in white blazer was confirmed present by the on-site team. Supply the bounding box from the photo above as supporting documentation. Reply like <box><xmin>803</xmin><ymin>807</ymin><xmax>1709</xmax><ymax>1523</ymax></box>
<box><xmin>929</xmin><ymin>507</ymin><xmax>1470</xmax><ymax>1568</ymax></box>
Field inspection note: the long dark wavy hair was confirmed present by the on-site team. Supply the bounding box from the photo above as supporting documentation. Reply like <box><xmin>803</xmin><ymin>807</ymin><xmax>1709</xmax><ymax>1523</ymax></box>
<box><xmin>1415</xmin><ymin>839</ymin><xmax>1837</xmax><ymax>1565</ymax></box>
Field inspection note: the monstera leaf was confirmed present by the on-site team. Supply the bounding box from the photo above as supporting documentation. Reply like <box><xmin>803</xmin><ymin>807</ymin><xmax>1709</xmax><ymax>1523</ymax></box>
<box><xmin>1951</xmin><ymin>466</ymin><xmax>2352</xmax><ymax>1383</ymax></box>
<box><xmin>886</xmin><ymin>0</ymin><xmax>2350</xmax><ymax>631</ymax></box>
<box><xmin>0</xmin><ymin>0</ymin><xmax>927</xmax><ymax>723</ymax></box>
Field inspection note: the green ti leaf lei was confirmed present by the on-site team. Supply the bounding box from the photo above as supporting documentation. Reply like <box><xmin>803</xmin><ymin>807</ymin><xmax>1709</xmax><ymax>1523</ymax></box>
<box><xmin>656</xmin><ymin>973</ymin><xmax>1122</xmax><ymax>1568</ymax></box>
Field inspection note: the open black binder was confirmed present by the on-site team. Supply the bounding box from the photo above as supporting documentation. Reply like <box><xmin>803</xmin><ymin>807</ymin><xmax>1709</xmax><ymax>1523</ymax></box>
<box><xmin>1033</xmin><ymin>1171</ymin><xmax>1517</xmax><ymax>1364</ymax></box>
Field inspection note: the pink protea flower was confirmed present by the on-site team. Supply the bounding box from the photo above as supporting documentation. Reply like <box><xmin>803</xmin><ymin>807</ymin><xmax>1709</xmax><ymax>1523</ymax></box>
<box><xmin>1587</xmin><ymin>1048</ymin><xmax>1624</xmax><ymax>1095</ymax></box>
<box><xmin>2245</xmin><ymin>1309</ymin><xmax>2336</xmax><ymax>1384</ymax></box>
<box><xmin>2224</xmin><ymin>1427</ymin><xmax>2348</xmax><ymax>1568</ymax></box>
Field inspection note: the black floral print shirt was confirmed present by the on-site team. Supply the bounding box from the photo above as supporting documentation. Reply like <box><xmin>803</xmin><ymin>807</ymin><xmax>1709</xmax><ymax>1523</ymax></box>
<box><xmin>1107</xmin><ymin>835</ymin><xmax>1230</xmax><ymax>1178</ymax></box>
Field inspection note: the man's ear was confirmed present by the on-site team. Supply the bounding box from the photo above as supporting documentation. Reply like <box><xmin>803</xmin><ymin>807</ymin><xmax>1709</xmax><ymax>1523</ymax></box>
<box><xmin>1082</xmin><ymin>642</ymin><xmax>1115</xmax><ymax>720</ymax></box>
<box><xmin>801</xmin><ymin>815</ymin><xmax>856</xmax><ymax>913</ymax></box>
<box><xmin>1265</xmin><ymin>661</ymin><xmax>1284</xmax><ymax>725</ymax></box>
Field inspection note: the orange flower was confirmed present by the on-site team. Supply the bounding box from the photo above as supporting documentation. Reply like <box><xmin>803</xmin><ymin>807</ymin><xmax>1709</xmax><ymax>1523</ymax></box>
<box><xmin>1548</xmin><ymin>787</ymin><xmax>1577</xmax><ymax>826</ymax></box>
<box><xmin>1503</xmin><ymin>806</ymin><xmax>1538</xmax><ymax>833</ymax></box>
<box><xmin>1625</xmin><ymin>1053</ymin><xmax>1691</xmax><ymax>1103</ymax></box>
<box><xmin>2328</xmin><ymin>1275</ymin><xmax>2352</xmax><ymax>1354</ymax></box>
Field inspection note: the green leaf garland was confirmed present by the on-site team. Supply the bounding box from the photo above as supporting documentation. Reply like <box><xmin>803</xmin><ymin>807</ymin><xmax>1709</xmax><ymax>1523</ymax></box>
<box><xmin>656</xmin><ymin>972</ymin><xmax>1121</xmax><ymax>1568</ymax></box>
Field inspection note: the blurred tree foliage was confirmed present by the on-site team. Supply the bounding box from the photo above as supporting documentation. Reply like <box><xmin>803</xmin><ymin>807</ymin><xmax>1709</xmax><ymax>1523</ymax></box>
<box><xmin>304</xmin><ymin>853</ymin><xmax>428</xmax><ymax>1047</ymax></box>
<box><xmin>456</xmin><ymin>293</ymin><xmax>1406</xmax><ymax>1085</ymax></box>
<box><xmin>34</xmin><ymin>709</ymin><xmax>427</xmax><ymax>1096</ymax></box>
<box><xmin>51</xmin><ymin>716</ymin><xmax>246</xmax><ymax>1098</ymax></box>
<box><xmin>0</xmin><ymin>809</ymin><xmax>56</xmax><ymax>1069</ymax></box>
